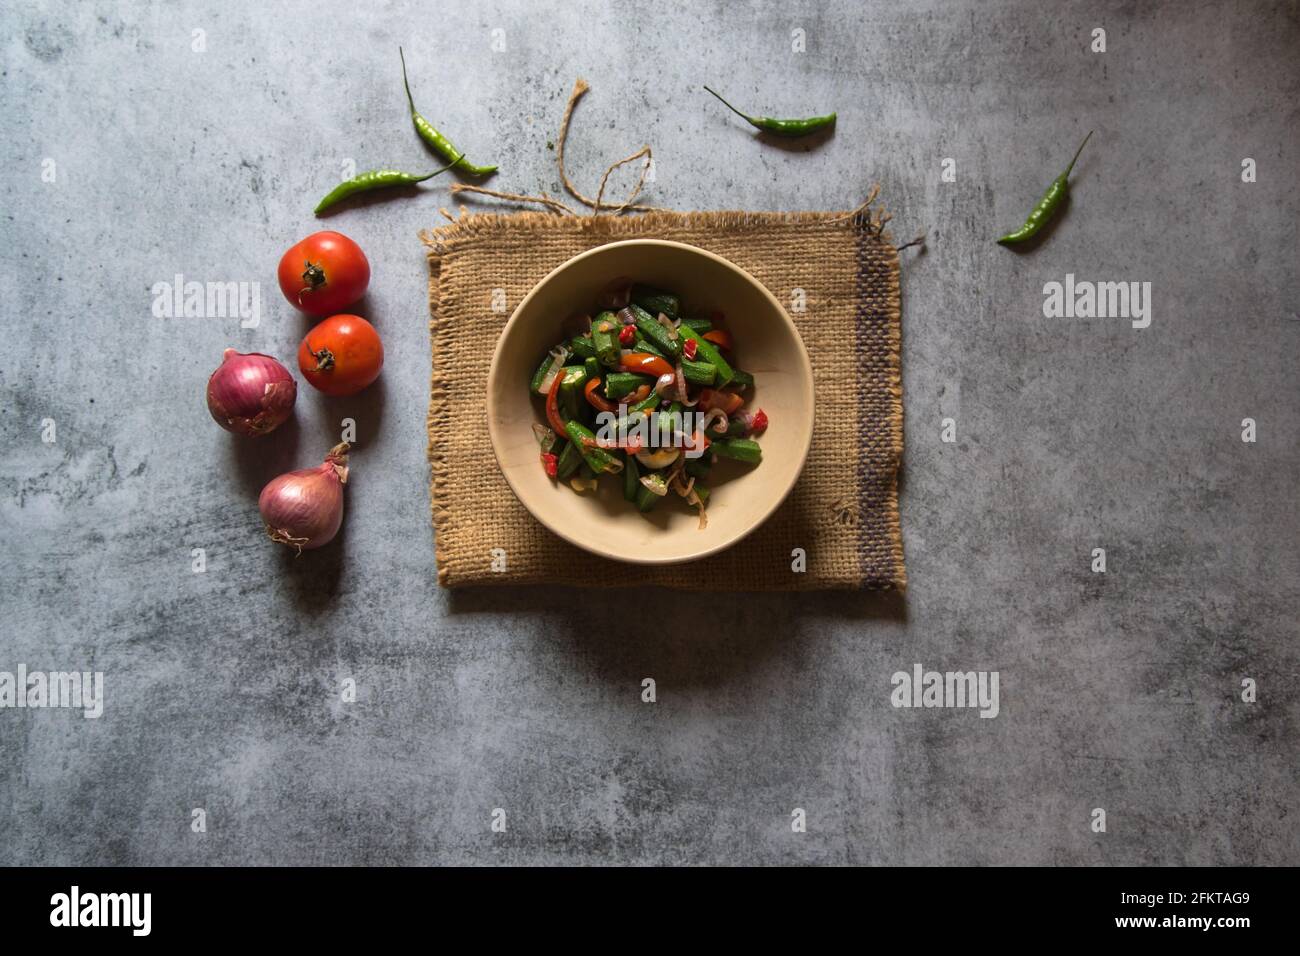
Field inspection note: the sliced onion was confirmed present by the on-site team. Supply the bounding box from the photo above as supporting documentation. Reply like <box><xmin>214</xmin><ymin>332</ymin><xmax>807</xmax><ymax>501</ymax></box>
<box><xmin>532</xmin><ymin>423</ymin><xmax>556</xmax><ymax>448</ymax></box>
<box><xmin>702</xmin><ymin>408</ymin><xmax>729</xmax><ymax>434</ymax></box>
<box><xmin>616</xmin><ymin>306</ymin><xmax>638</xmax><ymax>326</ymax></box>
<box><xmin>687</xmin><ymin>487</ymin><xmax>708</xmax><ymax>529</ymax></box>
<box><xmin>535</xmin><ymin>345</ymin><xmax>569</xmax><ymax>394</ymax></box>
<box><xmin>639</xmin><ymin>473</ymin><xmax>669</xmax><ymax>496</ymax></box>
<box><xmin>654</xmin><ymin>372</ymin><xmax>676</xmax><ymax>396</ymax></box>
<box><xmin>665</xmin><ymin>450</ymin><xmax>687</xmax><ymax>487</ymax></box>
<box><xmin>674</xmin><ymin>363</ymin><xmax>699</xmax><ymax>406</ymax></box>
<box><xmin>657</xmin><ymin>312</ymin><xmax>679</xmax><ymax>341</ymax></box>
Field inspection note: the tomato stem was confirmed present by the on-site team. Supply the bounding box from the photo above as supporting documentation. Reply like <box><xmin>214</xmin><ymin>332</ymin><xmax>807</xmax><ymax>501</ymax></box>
<box><xmin>310</xmin><ymin>346</ymin><xmax>335</xmax><ymax>373</ymax></box>
<box><xmin>298</xmin><ymin>261</ymin><xmax>326</xmax><ymax>304</ymax></box>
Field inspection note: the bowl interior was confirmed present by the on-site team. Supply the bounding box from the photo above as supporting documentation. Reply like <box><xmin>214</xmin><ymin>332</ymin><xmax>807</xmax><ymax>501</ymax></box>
<box><xmin>487</xmin><ymin>239</ymin><xmax>814</xmax><ymax>565</ymax></box>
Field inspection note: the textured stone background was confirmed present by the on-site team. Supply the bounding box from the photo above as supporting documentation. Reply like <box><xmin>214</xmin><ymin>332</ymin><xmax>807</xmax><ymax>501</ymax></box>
<box><xmin>1</xmin><ymin>0</ymin><xmax>1296</xmax><ymax>865</ymax></box>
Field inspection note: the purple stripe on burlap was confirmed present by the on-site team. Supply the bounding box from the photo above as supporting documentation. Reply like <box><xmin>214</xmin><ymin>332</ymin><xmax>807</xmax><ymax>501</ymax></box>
<box><xmin>852</xmin><ymin>213</ymin><xmax>905</xmax><ymax>589</ymax></box>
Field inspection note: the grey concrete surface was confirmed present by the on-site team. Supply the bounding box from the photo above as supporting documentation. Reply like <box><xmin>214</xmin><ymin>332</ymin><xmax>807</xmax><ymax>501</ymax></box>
<box><xmin>1</xmin><ymin>0</ymin><xmax>1296</xmax><ymax>866</ymax></box>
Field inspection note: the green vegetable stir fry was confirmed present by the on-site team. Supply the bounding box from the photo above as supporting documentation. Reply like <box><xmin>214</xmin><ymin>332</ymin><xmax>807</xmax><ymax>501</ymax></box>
<box><xmin>529</xmin><ymin>280</ymin><xmax>768</xmax><ymax>528</ymax></box>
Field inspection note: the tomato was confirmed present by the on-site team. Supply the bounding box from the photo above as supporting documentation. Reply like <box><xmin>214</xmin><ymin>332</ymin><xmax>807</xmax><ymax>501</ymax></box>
<box><xmin>298</xmin><ymin>314</ymin><xmax>384</xmax><ymax>396</ymax></box>
<box><xmin>278</xmin><ymin>231</ymin><xmax>370</xmax><ymax>316</ymax></box>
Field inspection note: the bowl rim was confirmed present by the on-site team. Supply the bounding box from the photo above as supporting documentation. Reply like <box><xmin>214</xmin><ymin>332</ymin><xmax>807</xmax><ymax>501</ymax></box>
<box><xmin>485</xmin><ymin>238</ymin><xmax>815</xmax><ymax>565</ymax></box>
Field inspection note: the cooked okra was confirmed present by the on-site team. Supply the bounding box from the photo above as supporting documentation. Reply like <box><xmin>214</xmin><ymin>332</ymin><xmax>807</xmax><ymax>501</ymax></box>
<box><xmin>527</xmin><ymin>282</ymin><xmax>769</xmax><ymax>528</ymax></box>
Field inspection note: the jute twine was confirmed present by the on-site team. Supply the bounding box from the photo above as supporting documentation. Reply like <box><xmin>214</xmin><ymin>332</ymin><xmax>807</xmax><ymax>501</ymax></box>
<box><xmin>448</xmin><ymin>78</ymin><xmax>667</xmax><ymax>218</ymax></box>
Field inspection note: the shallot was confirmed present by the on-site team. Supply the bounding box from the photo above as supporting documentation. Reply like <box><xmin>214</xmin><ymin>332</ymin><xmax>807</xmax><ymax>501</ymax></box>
<box><xmin>206</xmin><ymin>349</ymin><xmax>296</xmax><ymax>436</ymax></box>
<box><xmin>258</xmin><ymin>443</ymin><xmax>350</xmax><ymax>553</ymax></box>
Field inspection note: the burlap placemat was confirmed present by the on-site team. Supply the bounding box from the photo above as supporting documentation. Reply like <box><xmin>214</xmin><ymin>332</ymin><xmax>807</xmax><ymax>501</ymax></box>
<box><xmin>420</xmin><ymin>206</ymin><xmax>904</xmax><ymax>590</ymax></box>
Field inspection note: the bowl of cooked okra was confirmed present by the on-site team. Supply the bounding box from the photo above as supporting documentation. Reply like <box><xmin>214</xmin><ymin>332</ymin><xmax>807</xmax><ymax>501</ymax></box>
<box><xmin>487</xmin><ymin>239</ymin><xmax>814</xmax><ymax>564</ymax></box>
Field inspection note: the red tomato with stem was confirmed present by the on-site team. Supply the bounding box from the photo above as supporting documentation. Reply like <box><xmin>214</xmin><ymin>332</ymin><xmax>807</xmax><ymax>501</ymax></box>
<box><xmin>278</xmin><ymin>231</ymin><xmax>370</xmax><ymax>316</ymax></box>
<box><xmin>298</xmin><ymin>314</ymin><xmax>384</xmax><ymax>396</ymax></box>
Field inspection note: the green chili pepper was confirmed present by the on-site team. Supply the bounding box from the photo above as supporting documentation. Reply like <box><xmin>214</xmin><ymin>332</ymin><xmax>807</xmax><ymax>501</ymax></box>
<box><xmin>400</xmin><ymin>47</ymin><xmax>497</xmax><ymax>177</ymax></box>
<box><xmin>997</xmin><ymin>131</ymin><xmax>1093</xmax><ymax>245</ymax></box>
<box><xmin>703</xmin><ymin>85</ymin><xmax>836</xmax><ymax>137</ymax></box>
<box><xmin>313</xmin><ymin>162</ymin><xmax>455</xmax><ymax>215</ymax></box>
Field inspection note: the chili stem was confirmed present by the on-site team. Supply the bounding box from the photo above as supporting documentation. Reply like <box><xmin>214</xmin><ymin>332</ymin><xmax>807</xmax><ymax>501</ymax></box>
<box><xmin>399</xmin><ymin>47</ymin><xmax>418</xmax><ymax>115</ymax></box>
<box><xmin>703</xmin><ymin>86</ymin><xmax>754</xmax><ymax>123</ymax></box>
<box><xmin>1064</xmin><ymin>130</ymin><xmax>1094</xmax><ymax>178</ymax></box>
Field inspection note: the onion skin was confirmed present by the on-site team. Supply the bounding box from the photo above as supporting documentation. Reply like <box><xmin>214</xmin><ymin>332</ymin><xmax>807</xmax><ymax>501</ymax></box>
<box><xmin>258</xmin><ymin>443</ymin><xmax>350</xmax><ymax>553</ymax></box>
<box><xmin>207</xmin><ymin>349</ymin><xmax>297</xmax><ymax>436</ymax></box>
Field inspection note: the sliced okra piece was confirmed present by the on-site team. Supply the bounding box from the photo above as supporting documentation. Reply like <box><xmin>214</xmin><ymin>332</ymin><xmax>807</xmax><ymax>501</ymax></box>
<box><xmin>558</xmin><ymin>365</ymin><xmax>590</xmax><ymax>419</ymax></box>
<box><xmin>604</xmin><ymin>371</ymin><xmax>653</xmax><ymax>399</ymax></box>
<box><xmin>555</xmin><ymin>440</ymin><xmax>583</xmax><ymax>479</ymax></box>
<box><xmin>591</xmin><ymin>311</ymin><xmax>621</xmax><ymax>367</ymax></box>
<box><xmin>622</xmin><ymin>450</ymin><xmax>640</xmax><ymax>502</ymax></box>
<box><xmin>681</xmin><ymin>359</ymin><xmax>716</xmax><ymax>387</ymax></box>
<box><xmin>630</xmin><ymin>304</ymin><xmax>682</xmax><ymax>358</ymax></box>
<box><xmin>569</xmin><ymin>335</ymin><xmax>597</xmax><ymax>360</ymax></box>
<box><xmin>678</xmin><ymin>325</ymin><xmax>733</xmax><ymax>387</ymax></box>
<box><xmin>631</xmin><ymin>285</ymin><xmax>680</xmax><ymax>318</ymax></box>
<box><xmin>709</xmin><ymin>437</ymin><xmax>761</xmax><ymax>464</ymax></box>
<box><xmin>564</xmin><ymin>420</ymin><xmax>620</xmax><ymax>474</ymax></box>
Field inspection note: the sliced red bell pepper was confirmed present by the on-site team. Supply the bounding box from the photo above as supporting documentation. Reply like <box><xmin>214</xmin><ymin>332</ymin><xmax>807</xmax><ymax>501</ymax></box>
<box><xmin>619</xmin><ymin>352</ymin><xmax>674</xmax><ymax>379</ymax></box>
<box><xmin>618</xmin><ymin>325</ymin><xmax>636</xmax><ymax>346</ymax></box>
<box><xmin>702</xmin><ymin>329</ymin><xmax>733</xmax><ymax>350</ymax></box>
<box><xmin>749</xmin><ymin>409</ymin><xmax>769</xmax><ymax>434</ymax></box>
<box><xmin>546</xmin><ymin>368</ymin><xmax>567</xmax><ymax>434</ymax></box>
<box><xmin>682</xmin><ymin>338</ymin><xmax>698</xmax><ymax>361</ymax></box>
<box><xmin>626</xmin><ymin>384</ymin><xmax>652</xmax><ymax>405</ymax></box>
<box><xmin>584</xmin><ymin>376</ymin><xmax>617</xmax><ymax>413</ymax></box>
<box><xmin>540</xmin><ymin>452</ymin><xmax>558</xmax><ymax>477</ymax></box>
<box><xmin>698</xmin><ymin>388</ymin><xmax>744</xmax><ymax>415</ymax></box>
